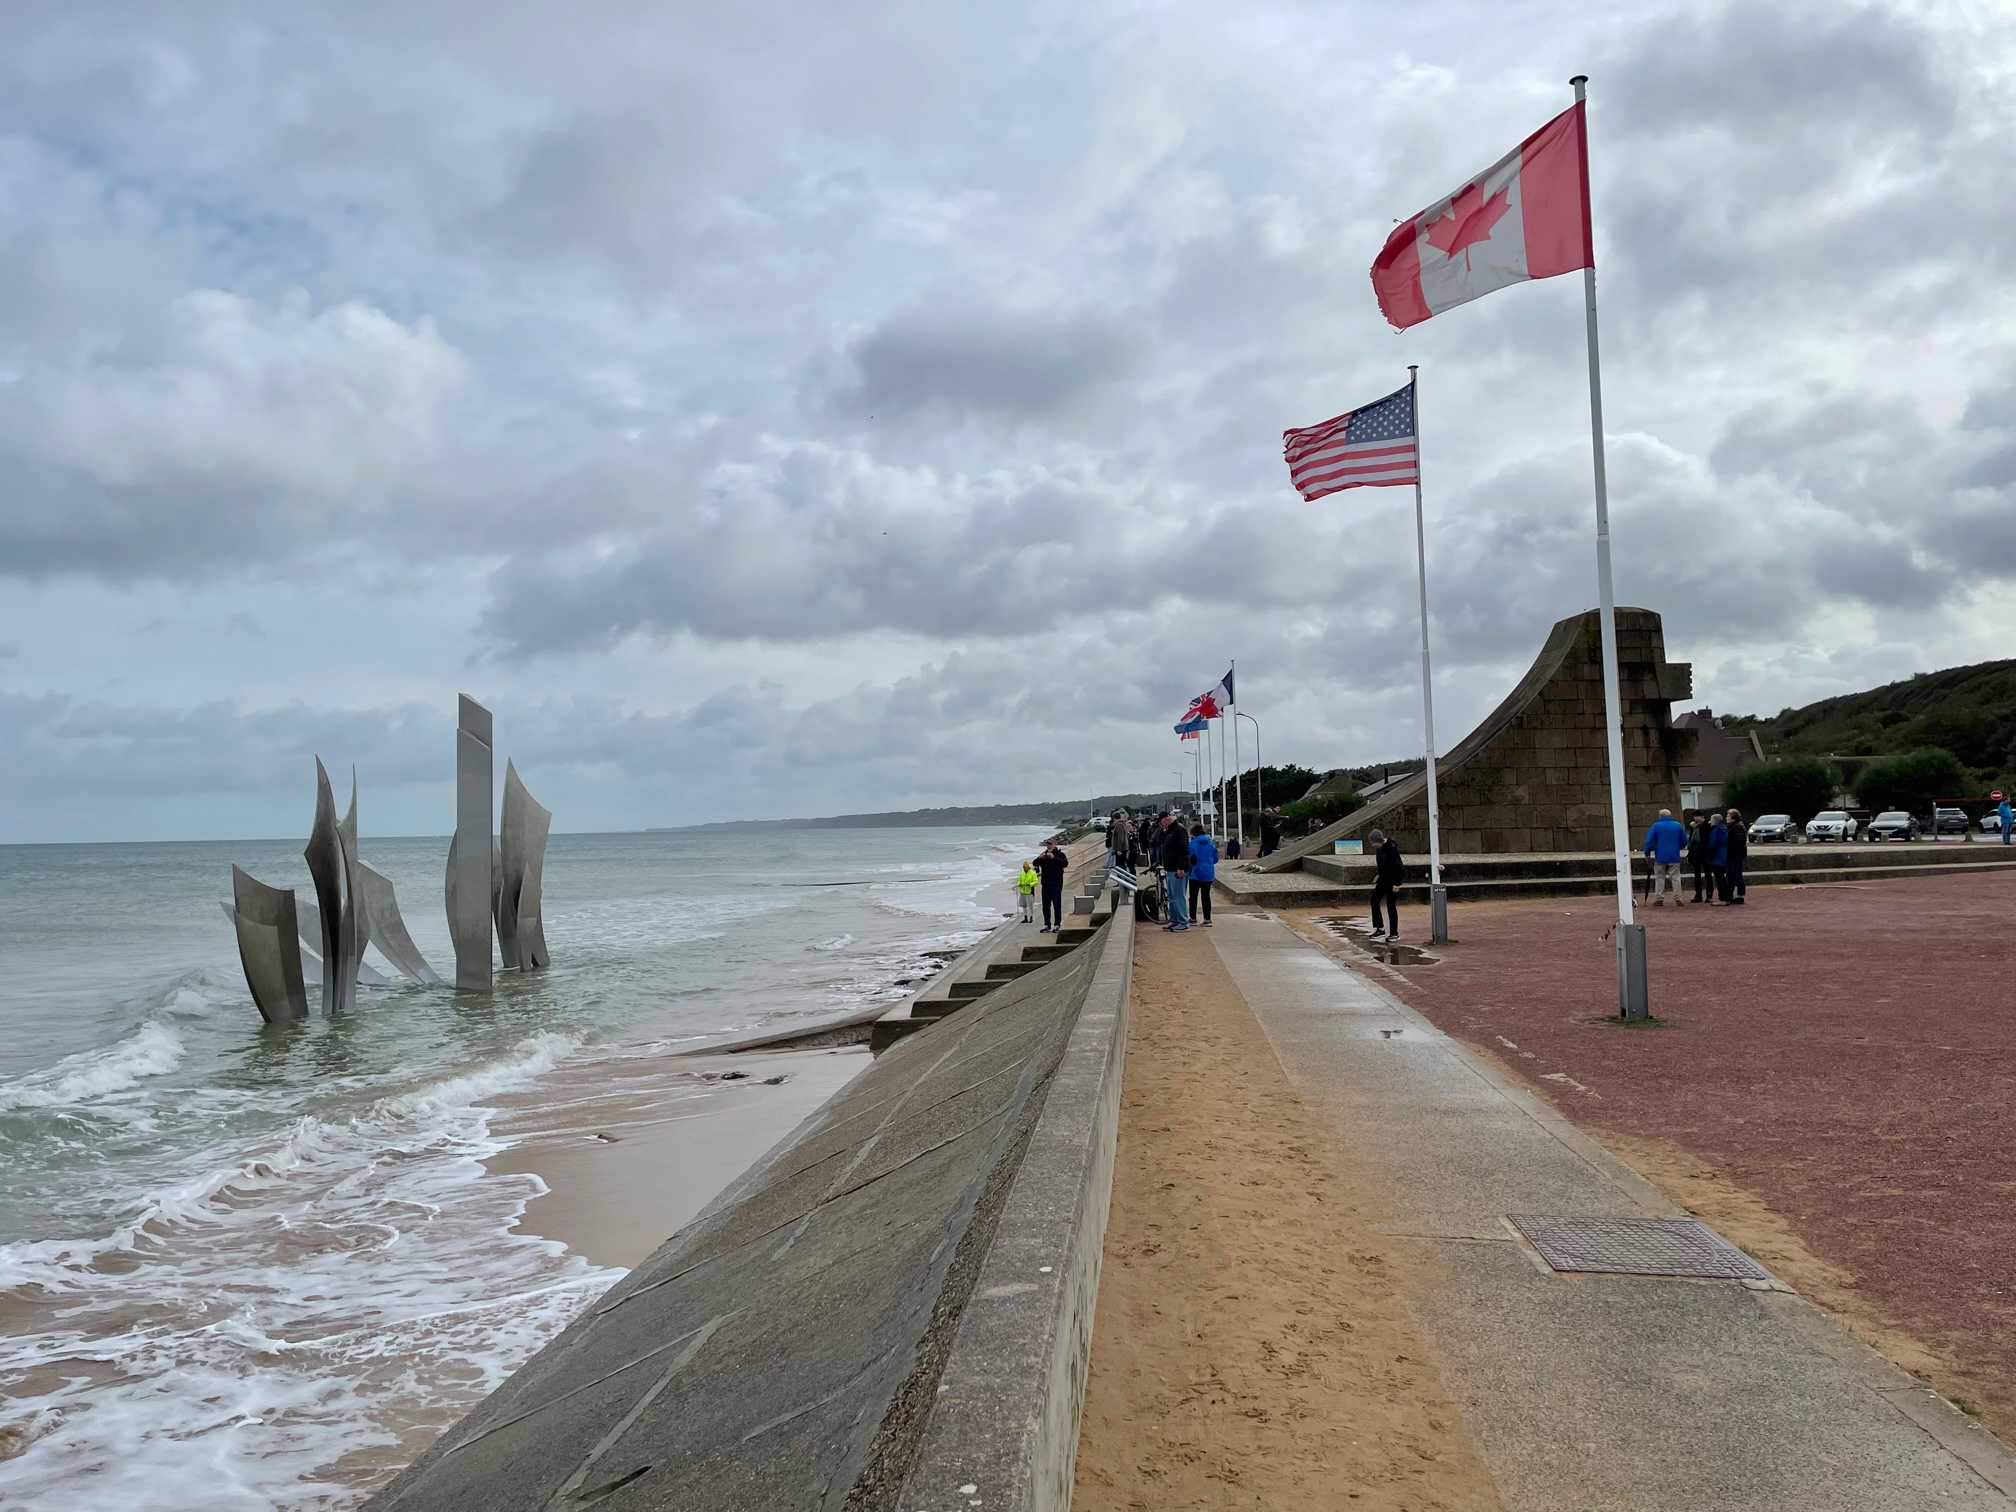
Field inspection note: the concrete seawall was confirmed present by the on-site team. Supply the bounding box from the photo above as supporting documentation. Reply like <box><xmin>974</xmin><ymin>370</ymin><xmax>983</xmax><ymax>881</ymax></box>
<box><xmin>366</xmin><ymin>886</ymin><xmax>1131</xmax><ymax>1511</ymax></box>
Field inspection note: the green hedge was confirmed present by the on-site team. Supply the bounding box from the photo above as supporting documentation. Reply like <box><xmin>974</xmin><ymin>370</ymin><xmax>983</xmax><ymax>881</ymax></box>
<box><xmin>1719</xmin><ymin>757</ymin><xmax>1838</xmax><ymax>823</ymax></box>
<box><xmin>1849</xmin><ymin>747</ymin><xmax>1970</xmax><ymax>812</ymax></box>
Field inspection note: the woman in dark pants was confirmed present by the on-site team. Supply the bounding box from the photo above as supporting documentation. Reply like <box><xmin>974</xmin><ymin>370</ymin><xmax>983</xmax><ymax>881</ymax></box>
<box><xmin>1687</xmin><ymin>811</ymin><xmax>1712</xmax><ymax>903</ymax></box>
<box><xmin>1724</xmin><ymin>809</ymin><xmax>1748</xmax><ymax>904</ymax></box>
<box><xmin>1186</xmin><ymin>822</ymin><xmax>1218</xmax><ymax>927</ymax></box>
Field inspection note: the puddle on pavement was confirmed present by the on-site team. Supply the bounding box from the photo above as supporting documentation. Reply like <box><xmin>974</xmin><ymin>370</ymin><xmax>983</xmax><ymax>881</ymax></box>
<box><xmin>1315</xmin><ymin>915</ymin><xmax>1439</xmax><ymax>966</ymax></box>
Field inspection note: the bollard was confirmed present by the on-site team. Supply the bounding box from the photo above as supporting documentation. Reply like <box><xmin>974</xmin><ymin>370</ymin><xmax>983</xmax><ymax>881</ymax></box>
<box><xmin>1617</xmin><ymin>923</ymin><xmax>1649</xmax><ymax>1021</ymax></box>
<box><xmin>1429</xmin><ymin>884</ymin><xmax>1449</xmax><ymax>945</ymax></box>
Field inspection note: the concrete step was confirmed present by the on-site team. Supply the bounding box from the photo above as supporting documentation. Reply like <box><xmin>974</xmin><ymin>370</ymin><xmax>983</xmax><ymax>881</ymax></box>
<box><xmin>909</xmin><ymin>999</ymin><xmax>967</xmax><ymax>1021</ymax></box>
<box><xmin>946</xmin><ymin>979</ymin><xmax>999</xmax><ymax>1000</ymax></box>
<box><xmin>1284</xmin><ymin>857</ymin><xmax>2016</xmax><ymax>907</ymax></box>
<box><xmin>869</xmin><ymin>1018</ymin><xmax>935</xmax><ymax>1053</ymax></box>
<box><xmin>985</xmin><ymin>961</ymin><xmax>1043</xmax><ymax>981</ymax></box>
<box><xmin>1055</xmin><ymin>926</ymin><xmax>1099</xmax><ymax>946</ymax></box>
<box><xmin>1021</xmin><ymin>943</ymin><xmax>1076</xmax><ymax>962</ymax></box>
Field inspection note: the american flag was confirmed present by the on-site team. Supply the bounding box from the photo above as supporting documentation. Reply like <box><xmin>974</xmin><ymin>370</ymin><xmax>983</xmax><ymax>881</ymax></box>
<box><xmin>1283</xmin><ymin>381</ymin><xmax>1419</xmax><ymax>500</ymax></box>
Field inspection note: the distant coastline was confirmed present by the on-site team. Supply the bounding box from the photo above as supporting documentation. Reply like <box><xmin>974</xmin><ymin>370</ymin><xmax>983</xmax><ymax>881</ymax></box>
<box><xmin>652</xmin><ymin>792</ymin><xmax>1179</xmax><ymax>833</ymax></box>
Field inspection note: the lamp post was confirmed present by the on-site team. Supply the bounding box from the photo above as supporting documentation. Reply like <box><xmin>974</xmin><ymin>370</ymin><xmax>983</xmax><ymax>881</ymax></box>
<box><xmin>1235</xmin><ymin>712</ymin><xmax>1261</xmax><ymax>842</ymax></box>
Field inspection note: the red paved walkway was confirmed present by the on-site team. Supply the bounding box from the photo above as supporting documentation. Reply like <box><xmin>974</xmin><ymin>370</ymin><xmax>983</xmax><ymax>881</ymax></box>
<box><xmin>1306</xmin><ymin>872</ymin><xmax>2016</xmax><ymax>1439</ymax></box>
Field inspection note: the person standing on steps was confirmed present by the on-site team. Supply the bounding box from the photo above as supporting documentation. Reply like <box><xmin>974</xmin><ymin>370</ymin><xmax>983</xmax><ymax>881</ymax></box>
<box><xmin>1641</xmin><ymin>807</ymin><xmax>1688</xmax><ymax>907</ymax></box>
<box><xmin>1187</xmin><ymin>821</ymin><xmax>1218</xmax><ymax>928</ymax></box>
<box><xmin>1725</xmin><ymin>809</ymin><xmax>1749</xmax><ymax>904</ymax></box>
<box><xmin>1259</xmin><ymin>808</ymin><xmax>1282</xmax><ymax>858</ymax></box>
<box><xmin>1033</xmin><ymin>841</ymin><xmax>1069</xmax><ymax>933</ymax></box>
<box><xmin>1016</xmin><ymin>858</ymin><xmax>1039</xmax><ymax>923</ymax></box>
<box><xmin>1158</xmin><ymin>812</ymin><xmax>1191</xmax><ymax>931</ymax></box>
<box><xmin>1368</xmin><ymin>828</ymin><xmax>1403</xmax><ymax>941</ymax></box>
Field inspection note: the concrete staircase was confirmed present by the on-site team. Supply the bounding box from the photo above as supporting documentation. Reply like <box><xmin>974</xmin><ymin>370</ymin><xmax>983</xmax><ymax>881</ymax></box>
<box><xmin>1219</xmin><ymin>840</ymin><xmax>2016</xmax><ymax>910</ymax></box>
<box><xmin>869</xmin><ymin>871</ymin><xmax>1114</xmax><ymax>1052</ymax></box>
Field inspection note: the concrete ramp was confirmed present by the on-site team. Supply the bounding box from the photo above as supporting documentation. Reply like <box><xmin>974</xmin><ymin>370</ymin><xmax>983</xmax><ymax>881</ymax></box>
<box><xmin>367</xmin><ymin>912</ymin><xmax>1130</xmax><ymax>1512</ymax></box>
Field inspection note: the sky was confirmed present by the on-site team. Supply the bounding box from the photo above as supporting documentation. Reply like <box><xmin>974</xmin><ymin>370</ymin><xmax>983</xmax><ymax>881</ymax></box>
<box><xmin>3</xmin><ymin>0</ymin><xmax>2014</xmax><ymax>842</ymax></box>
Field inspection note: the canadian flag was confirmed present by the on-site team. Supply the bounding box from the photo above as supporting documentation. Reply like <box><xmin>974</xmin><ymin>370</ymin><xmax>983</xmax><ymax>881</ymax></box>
<box><xmin>1371</xmin><ymin>103</ymin><xmax>1592</xmax><ymax>331</ymax></box>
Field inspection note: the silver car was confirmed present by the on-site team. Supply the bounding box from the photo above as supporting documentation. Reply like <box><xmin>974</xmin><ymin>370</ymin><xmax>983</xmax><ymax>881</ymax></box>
<box><xmin>1866</xmin><ymin>810</ymin><xmax>1918</xmax><ymax>841</ymax></box>
<box><xmin>1805</xmin><ymin>810</ymin><xmax>1857</xmax><ymax>842</ymax></box>
<box><xmin>1748</xmin><ymin>814</ymin><xmax>1798</xmax><ymax>842</ymax></box>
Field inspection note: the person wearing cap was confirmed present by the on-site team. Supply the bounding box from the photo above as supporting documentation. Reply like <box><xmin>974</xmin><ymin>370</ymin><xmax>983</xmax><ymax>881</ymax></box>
<box><xmin>1032</xmin><ymin>840</ymin><xmax>1069</xmax><ymax>932</ymax></box>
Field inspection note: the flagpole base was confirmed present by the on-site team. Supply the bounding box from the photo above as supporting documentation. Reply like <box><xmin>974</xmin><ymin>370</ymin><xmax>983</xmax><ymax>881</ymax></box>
<box><xmin>1428</xmin><ymin>884</ymin><xmax>1449</xmax><ymax>946</ymax></box>
<box><xmin>1617</xmin><ymin>923</ymin><xmax>1649</xmax><ymax>1021</ymax></box>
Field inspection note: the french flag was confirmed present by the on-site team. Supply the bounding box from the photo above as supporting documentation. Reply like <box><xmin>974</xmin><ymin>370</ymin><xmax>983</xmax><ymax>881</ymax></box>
<box><xmin>1371</xmin><ymin>103</ymin><xmax>1592</xmax><ymax>331</ymax></box>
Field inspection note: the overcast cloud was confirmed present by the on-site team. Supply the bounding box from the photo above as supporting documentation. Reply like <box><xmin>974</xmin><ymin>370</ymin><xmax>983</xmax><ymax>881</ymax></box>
<box><xmin>2</xmin><ymin>0</ymin><xmax>2012</xmax><ymax>841</ymax></box>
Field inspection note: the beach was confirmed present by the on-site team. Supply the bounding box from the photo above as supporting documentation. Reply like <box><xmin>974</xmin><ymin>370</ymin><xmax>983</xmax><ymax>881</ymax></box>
<box><xmin>0</xmin><ymin>824</ymin><xmax>1044</xmax><ymax>1510</ymax></box>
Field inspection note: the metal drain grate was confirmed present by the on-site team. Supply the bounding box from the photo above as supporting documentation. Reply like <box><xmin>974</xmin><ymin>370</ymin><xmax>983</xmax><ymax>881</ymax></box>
<box><xmin>1508</xmin><ymin>1215</ymin><xmax>1770</xmax><ymax>1281</ymax></box>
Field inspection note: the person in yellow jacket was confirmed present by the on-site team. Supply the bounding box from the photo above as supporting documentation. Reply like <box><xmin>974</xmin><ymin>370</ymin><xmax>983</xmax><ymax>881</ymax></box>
<box><xmin>1015</xmin><ymin>860</ymin><xmax>1040</xmax><ymax>923</ymax></box>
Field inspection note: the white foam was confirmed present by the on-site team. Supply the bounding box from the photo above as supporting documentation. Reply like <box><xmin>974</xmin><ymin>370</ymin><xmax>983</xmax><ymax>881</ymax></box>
<box><xmin>0</xmin><ymin>1020</ymin><xmax>186</xmax><ymax>1111</ymax></box>
<box><xmin>809</xmin><ymin>933</ymin><xmax>855</xmax><ymax>952</ymax></box>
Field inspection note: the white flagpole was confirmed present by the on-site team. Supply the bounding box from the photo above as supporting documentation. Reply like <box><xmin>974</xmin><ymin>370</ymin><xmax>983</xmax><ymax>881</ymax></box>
<box><xmin>1571</xmin><ymin>74</ymin><xmax>1646</xmax><ymax>1018</ymax></box>
<box><xmin>1230</xmin><ymin>661</ymin><xmax>1243</xmax><ymax>848</ymax></box>
<box><xmin>1407</xmin><ymin>367</ymin><xmax>1448</xmax><ymax>944</ymax></box>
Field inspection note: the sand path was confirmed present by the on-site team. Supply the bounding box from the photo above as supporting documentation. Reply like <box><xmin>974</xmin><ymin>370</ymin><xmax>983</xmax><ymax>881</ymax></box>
<box><xmin>1072</xmin><ymin>917</ymin><xmax>1501</xmax><ymax>1511</ymax></box>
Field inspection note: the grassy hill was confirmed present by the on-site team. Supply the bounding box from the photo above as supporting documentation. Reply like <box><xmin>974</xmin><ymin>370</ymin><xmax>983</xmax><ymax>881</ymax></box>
<box><xmin>1722</xmin><ymin>659</ymin><xmax>2016</xmax><ymax>784</ymax></box>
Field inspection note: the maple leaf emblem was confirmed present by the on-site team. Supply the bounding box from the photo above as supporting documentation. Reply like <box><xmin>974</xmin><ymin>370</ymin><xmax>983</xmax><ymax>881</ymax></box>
<box><xmin>1424</xmin><ymin>180</ymin><xmax>1511</xmax><ymax>271</ymax></box>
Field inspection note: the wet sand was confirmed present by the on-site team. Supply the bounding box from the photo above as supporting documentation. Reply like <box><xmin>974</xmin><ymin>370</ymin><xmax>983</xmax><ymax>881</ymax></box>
<box><xmin>487</xmin><ymin>1045</ymin><xmax>871</xmax><ymax>1269</ymax></box>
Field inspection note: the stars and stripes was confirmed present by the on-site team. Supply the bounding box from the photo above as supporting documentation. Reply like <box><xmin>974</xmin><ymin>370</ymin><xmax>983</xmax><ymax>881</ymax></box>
<box><xmin>1283</xmin><ymin>381</ymin><xmax>1419</xmax><ymax>500</ymax></box>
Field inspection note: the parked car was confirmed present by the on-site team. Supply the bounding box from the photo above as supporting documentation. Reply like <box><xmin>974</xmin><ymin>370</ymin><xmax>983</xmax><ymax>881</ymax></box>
<box><xmin>1748</xmin><ymin>814</ymin><xmax>1799</xmax><ymax>842</ymax></box>
<box><xmin>1805</xmin><ymin>810</ymin><xmax>1858</xmax><ymax>842</ymax></box>
<box><xmin>1867</xmin><ymin>810</ymin><xmax>1919</xmax><ymax>841</ymax></box>
<box><xmin>1933</xmin><ymin>807</ymin><xmax>1970</xmax><ymax>834</ymax></box>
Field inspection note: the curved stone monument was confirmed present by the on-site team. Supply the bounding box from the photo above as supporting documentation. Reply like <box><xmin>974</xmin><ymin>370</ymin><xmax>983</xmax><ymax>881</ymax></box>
<box><xmin>1259</xmin><ymin>606</ymin><xmax>1697</xmax><ymax>869</ymax></box>
<box><xmin>495</xmin><ymin>760</ymin><xmax>552</xmax><ymax>971</ymax></box>
<box><xmin>227</xmin><ymin>865</ymin><xmax>310</xmax><ymax>1024</ymax></box>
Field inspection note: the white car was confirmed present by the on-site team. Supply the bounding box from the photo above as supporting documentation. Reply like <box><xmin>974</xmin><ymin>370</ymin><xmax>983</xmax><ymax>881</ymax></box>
<box><xmin>1986</xmin><ymin>812</ymin><xmax>2010</xmax><ymax>835</ymax></box>
<box><xmin>1805</xmin><ymin>810</ymin><xmax>1857</xmax><ymax>842</ymax></box>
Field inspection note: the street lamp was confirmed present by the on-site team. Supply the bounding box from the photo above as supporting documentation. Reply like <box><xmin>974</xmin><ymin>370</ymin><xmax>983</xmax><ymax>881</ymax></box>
<box><xmin>1235</xmin><ymin>712</ymin><xmax>1261</xmax><ymax>845</ymax></box>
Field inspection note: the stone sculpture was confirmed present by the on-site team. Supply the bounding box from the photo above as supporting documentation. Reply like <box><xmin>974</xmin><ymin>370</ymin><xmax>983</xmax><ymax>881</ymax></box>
<box><xmin>226</xmin><ymin>865</ymin><xmax>310</xmax><ymax>1024</ymax></box>
<box><xmin>495</xmin><ymin>760</ymin><xmax>552</xmax><ymax>971</ymax></box>
<box><xmin>447</xmin><ymin>694</ymin><xmax>495</xmax><ymax>991</ymax></box>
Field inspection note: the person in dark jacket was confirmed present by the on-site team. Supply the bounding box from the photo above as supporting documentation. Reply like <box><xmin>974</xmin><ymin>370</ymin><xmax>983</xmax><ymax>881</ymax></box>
<box><xmin>1259</xmin><ymin>809</ymin><xmax>1282</xmax><ymax>857</ymax></box>
<box><xmin>1724</xmin><ymin>808</ymin><xmax>1749</xmax><ymax>904</ymax></box>
<box><xmin>1369</xmin><ymin>828</ymin><xmax>1403</xmax><ymax>940</ymax></box>
<box><xmin>1033</xmin><ymin>841</ymin><xmax>1070</xmax><ymax>932</ymax></box>
<box><xmin>1687</xmin><ymin>811</ymin><xmax>1712</xmax><ymax>903</ymax></box>
<box><xmin>1706</xmin><ymin>814</ymin><xmax>1731</xmax><ymax>903</ymax></box>
<box><xmin>1186</xmin><ymin>822</ymin><xmax>1218</xmax><ymax>927</ymax></box>
<box><xmin>1158</xmin><ymin>814</ymin><xmax>1191</xmax><ymax>930</ymax></box>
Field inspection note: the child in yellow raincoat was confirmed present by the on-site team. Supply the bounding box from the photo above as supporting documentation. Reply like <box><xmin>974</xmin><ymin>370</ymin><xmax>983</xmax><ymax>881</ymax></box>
<box><xmin>1015</xmin><ymin>860</ymin><xmax>1039</xmax><ymax>923</ymax></box>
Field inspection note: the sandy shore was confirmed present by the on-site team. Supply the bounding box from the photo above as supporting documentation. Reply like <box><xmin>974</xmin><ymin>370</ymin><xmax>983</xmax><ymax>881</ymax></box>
<box><xmin>487</xmin><ymin>1044</ymin><xmax>870</xmax><ymax>1269</ymax></box>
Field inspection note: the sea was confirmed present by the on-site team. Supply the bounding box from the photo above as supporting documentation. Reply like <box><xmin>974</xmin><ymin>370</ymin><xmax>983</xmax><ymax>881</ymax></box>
<box><xmin>0</xmin><ymin>825</ymin><xmax>1047</xmax><ymax>1510</ymax></box>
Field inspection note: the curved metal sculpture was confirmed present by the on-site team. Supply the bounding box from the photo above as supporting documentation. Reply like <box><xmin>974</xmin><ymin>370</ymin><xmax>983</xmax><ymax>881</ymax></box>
<box><xmin>291</xmin><ymin>898</ymin><xmax>398</xmax><ymax>989</ymax></box>
<box><xmin>226</xmin><ymin>866</ymin><xmax>310</xmax><ymax>1024</ymax></box>
<box><xmin>448</xmin><ymin>694</ymin><xmax>495</xmax><ymax>991</ymax></box>
<box><xmin>495</xmin><ymin>760</ymin><xmax>552</xmax><ymax>970</ymax></box>
<box><xmin>304</xmin><ymin>759</ymin><xmax>366</xmax><ymax>1016</ymax></box>
<box><xmin>356</xmin><ymin>861</ymin><xmax>441</xmax><ymax>984</ymax></box>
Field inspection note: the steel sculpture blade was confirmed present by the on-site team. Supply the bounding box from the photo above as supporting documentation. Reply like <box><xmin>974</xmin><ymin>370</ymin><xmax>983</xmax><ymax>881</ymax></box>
<box><xmin>226</xmin><ymin>866</ymin><xmax>309</xmax><ymax>1024</ymax></box>
<box><xmin>355</xmin><ymin>861</ymin><xmax>441</xmax><ymax>984</ymax></box>
<box><xmin>448</xmin><ymin>695</ymin><xmax>495</xmax><ymax>991</ymax></box>
<box><xmin>495</xmin><ymin>760</ymin><xmax>553</xmax><ymax>971</ymax></box>
<box><xmin>303</xmin><ymin>757</ymin><xmax>364</xmax><ymax>1016</ymax></box>
<box><xmin>289</xmin><ymin>898</ymin><xmax>397</xmax><ymax>988</ymax></box>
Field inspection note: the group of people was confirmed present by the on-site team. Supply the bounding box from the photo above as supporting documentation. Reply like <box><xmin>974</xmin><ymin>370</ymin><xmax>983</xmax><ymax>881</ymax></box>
<box><xmin>1013</xmin><ymin>840</ymin><xmax>1072</xmax><ymax>931</ymax></box>
<box><xmin>1640</xmin><ymin>807</ymin><xmax>1749</xmax><ymax>906</ymax></box>
<box><xmin>1104</xmin><ymin>807</ymin><xmax>1221</xmax><ymax>932</ymax></box>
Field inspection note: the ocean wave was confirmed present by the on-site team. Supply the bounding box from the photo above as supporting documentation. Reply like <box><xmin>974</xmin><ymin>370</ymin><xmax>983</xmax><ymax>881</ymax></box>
<box><xmin>0</xmin><ymin>1020</ymin><xmax>186</xmax><ymax>1112</ymax></box>
<box><xmin>808</xmin><ymin>933</ymin><xmax>855</xmax><ymax>953</ymax></box>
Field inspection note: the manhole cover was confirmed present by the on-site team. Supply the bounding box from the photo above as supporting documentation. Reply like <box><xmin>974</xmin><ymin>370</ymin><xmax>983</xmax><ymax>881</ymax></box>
<box><xmin>1507</xmin><ymin>1215</ymin><xmax>1770</xmax><ymax>1281</ymax></box>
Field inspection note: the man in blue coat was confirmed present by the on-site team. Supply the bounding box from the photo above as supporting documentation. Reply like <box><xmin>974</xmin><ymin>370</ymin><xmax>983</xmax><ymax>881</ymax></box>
<box><xmin>2000</xmin><ymin>795</ymin><xmax>2013</xmax><ymax>846</ymax></box>
<box><xmin>1641</xmin><ymin>807</ymin><xmax>1689</xmax><ymax>907</ymax></box>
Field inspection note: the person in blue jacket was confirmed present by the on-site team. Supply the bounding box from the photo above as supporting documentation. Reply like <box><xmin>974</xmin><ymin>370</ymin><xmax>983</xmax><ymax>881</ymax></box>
<box><xmin>2000</xmin><ymin>795</ymin><xmax>2013</xmax><ymax>846</ymax></box>
<box><xmin>1641</xmin><ymin>807</ymin><xmax>1689</xmax><ymax>906</ymax></box>
<box><xmin>1187</xmin><ymin>822</ymin><xmax>1219</xmax><ymax>928</ymax></box>
<box><xmin>1706</xmin><ymin>812</ymin><xmax>1731</xmax><ymax>903</ymax></box>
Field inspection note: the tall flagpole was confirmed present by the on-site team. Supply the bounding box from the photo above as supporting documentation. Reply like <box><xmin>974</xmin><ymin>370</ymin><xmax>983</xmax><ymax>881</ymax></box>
<box><xmin>1230</xmin><ymin>661</ymin><xmax>1243</xmax><ymax>849</ymax></box>
<box><xmin>1408</xmin><ymin>366</ymin><xmax>1448</xmax><ymax>944</ymax></box>
<box><xmin>1571</xmin><ymin>74</ymin><xmax>1647</xmax><ymax>1019</ymax></box>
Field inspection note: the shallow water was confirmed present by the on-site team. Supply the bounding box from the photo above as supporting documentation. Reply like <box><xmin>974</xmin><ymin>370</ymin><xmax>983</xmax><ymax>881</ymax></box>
<box><xmin>0</xmin><ymin>825</ymin><xmax>1042</xmax><ymax>1509</ymax></box>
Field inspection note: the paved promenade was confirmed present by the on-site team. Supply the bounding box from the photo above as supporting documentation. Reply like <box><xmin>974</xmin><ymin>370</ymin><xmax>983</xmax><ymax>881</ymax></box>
<box><xmin>1097</xmin><ymin>909</ymin><xmax>2016</xmax><ymax>1510</ymax></box>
